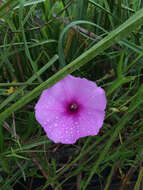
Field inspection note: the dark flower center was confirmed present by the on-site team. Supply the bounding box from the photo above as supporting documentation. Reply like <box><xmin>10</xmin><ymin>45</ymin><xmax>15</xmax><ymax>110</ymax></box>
<box><xmin>68</xmin><ymin>102</ymin><xmax>79</xmax><ymax>113</ymax></box>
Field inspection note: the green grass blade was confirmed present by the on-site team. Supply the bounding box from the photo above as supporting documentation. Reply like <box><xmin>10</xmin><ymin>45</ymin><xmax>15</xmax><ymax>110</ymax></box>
<box><xmin>58</xmin><ymin>20</ymin><xmax>108</xmax><ymax>67</ymax></box>
<box><xmin>1</xmin><ymin>7</ymin><xmax>143</xmax><ymax>121</ymax></box>
<box><xmin>18</xmin><ymin>0</ymin><xmax>42</xmax><ymax>82</ymax></box>
<box><xmin>0</xmin><ymin>55</ymin><xmax>58</xmax><ymax>110</ymax></box>
<box><xmin>0</xmin><ymin>0</ymin><xmax>18</xmax><ymax>18</ymax></box>
<box><xmin>134</xmin><ymin>167</ymin><xmax>143</xmax><ymax>190</ymax></box>
<box><xmin>83</xmin><ymin>85</ymin><xmax>143</xmax><ymax>190</ymax></box>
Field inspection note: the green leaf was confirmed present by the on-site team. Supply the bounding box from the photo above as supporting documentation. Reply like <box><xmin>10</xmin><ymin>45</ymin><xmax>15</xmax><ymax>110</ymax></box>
<box><xmin>1</xmin><ymin>7</ymin><xmax>143</xmax><ymax>121</ymax></box>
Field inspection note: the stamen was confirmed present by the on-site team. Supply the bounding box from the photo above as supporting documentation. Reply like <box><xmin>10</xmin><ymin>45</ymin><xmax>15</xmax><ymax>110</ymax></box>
<box><xmin>68</xmin><ymin>102</ymin><xmax>78</xmax><ymax>113</ymax></box>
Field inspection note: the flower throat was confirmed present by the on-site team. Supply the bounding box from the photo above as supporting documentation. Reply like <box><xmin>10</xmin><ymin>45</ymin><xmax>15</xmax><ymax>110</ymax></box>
<box><xmin>68</xmin><ymin>102</ymin><xmax>79</xmax><ymax>113</ymax></box>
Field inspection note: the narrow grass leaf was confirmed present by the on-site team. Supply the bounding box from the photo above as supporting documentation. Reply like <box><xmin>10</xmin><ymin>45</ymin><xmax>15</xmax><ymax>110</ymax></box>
<box><xmin>134</xmin><ymin>167</ymin><xmax>143</xmax><ymax>190</ymax></box>
<box><xmin>1</xmin><ymin>8</ymin><xmax>143</xmax><ymax>120</ymax></box>
<box><xmin>0</xmin><ymin>54</ymin><xmax>58</xmax><ymax>110</ymax></box>
<box><xmin>83</xmin><ymin>85</ymin><xmax>143</xmax><ymax>190</ymax></box>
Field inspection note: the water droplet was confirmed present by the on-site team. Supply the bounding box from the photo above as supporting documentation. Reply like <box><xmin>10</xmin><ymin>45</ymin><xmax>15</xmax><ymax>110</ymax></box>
<box><xmin>77</xmin><ymin>129</ymin><xmax>80</xmax><ymax>134</ymax></box>
<box><xmin>87</xmin><ymin>129</ymin><xmax>91</xmax><ymax>133</ymax></box>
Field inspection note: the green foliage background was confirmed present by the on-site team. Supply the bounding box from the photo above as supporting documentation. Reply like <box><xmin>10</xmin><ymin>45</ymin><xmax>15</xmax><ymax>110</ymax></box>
<box><xmin>0</xmin><ymin>0</ymin><xmax>143</xmax><ymax>189</ymax></box>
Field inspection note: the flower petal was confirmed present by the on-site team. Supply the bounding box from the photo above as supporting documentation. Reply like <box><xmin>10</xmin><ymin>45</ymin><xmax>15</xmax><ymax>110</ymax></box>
<box><xmin>61</xmin><ymin>75</ymin><xmax>106</xmax><ymax>111</ymax></box>
<box><xmin>83</xmin><ymin>87</ymin><xmax>107</xmax><ymax>111</ymax></box>
<box><xmin>44</xmin><ymin>116</ymin><xmax>77</xmax><ymax>144</ymax></box>
<box><xmin>35</xmin><ymin>84</ymin><xmax>66</xmax><ymax>112</ymax></box>
<box><xmin>77</xmin><ymin>108</ymin><xmax>105</xmax><ymax>138</ymax></box>
<box><xmin>35</xmin><ymin>74</ymin><xmax>107</xmax><ymax>144</ymax></box>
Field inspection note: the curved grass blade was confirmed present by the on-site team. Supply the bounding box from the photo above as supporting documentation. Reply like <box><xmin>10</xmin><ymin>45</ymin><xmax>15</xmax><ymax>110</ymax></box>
<box><xmin>83</xmin><ymin>85</ymin><xmax>143</xmax><ymax>190</ymax></box>
<box><xmin>0</xmin><ymin>54</ymin><xmax>59</xmax><ymax>111</ymax></box>
<box><xmin>0</xmin><ymin>0</ymin><xmax>18</xmax><ymax>18</ymax></box>
<box><xmin>1</xmin><ymin>7</ymin><xmax>143</xmax><ymax>121</ymax></box>
<box><xmin>58</xmin><ymin>20</ymin><xmax>108</xmax><ymax>67</ymax></box>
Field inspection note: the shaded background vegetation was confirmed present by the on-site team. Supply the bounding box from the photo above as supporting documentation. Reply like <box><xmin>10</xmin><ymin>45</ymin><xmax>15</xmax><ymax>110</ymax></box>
<box><xmin>0</xmin><ymin>0</ymin><xmax>143</xmax><ymax>189</ymax></box>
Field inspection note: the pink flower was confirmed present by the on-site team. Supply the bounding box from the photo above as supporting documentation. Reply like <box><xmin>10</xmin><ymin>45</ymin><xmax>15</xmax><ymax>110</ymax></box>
<box><xmin>35</xmin><ymin>75</ymin><xmax>107</xmax><ymax>144</ymax></box>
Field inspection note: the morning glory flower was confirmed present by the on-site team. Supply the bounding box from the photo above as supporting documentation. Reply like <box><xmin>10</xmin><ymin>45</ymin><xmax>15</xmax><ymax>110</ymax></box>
<box><xmin>35</xmin><ymin>75</ymin><xmax>107</xmax><ymax>144</ymax></box>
